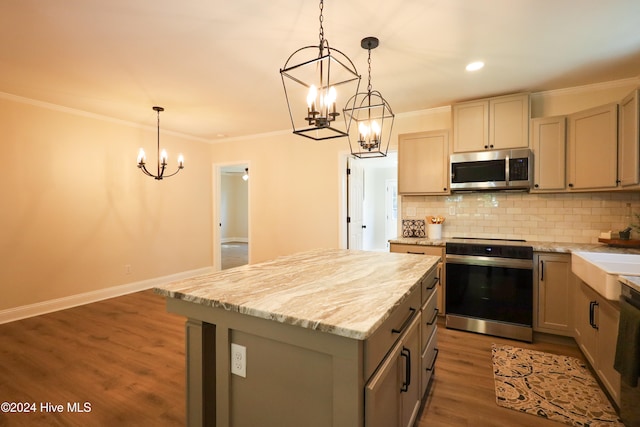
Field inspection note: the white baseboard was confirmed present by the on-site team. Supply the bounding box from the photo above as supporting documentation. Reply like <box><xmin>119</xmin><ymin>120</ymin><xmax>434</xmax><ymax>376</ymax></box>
<box><xmin>0</xmin><ymin>266</ymin><xmax>214</xmax><ymax>325</ymax></box>
<box><xmin>221</xmin><ymin>237</ymin><xmax>248</xmax><ymax>243</ymax></box>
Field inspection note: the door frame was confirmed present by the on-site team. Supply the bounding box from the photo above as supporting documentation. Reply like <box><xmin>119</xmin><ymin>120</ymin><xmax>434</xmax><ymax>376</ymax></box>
<box><xmin>213</xmin><ymin>161</ymin><xmax>251</xmax><ymax>271</ymax></box>
<box><xmin>339</xmin><ymin>152</ymin><xmax>399</xmax><ymax>251</ymax></box>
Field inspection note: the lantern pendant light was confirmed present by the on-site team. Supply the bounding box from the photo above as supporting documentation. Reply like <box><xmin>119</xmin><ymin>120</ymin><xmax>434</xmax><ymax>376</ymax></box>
<box><xmin>344</xmin><ymin>37</ymin><xmax>395</xmax><ymax>158</ymax></box>
<box><xmin>280</xmin><ymin>0</ymin><xmax>361</xmax><ymax>141</ymax></box>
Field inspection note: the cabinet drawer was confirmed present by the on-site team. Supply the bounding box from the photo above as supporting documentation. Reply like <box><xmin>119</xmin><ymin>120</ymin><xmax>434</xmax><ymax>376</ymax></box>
<box><xmin>421</xmin><ymin>328</ymin><xmax>438</xmax><ymax>396</ymax></box>
<box><xmin>421</xmin><ymin>266</ymin><xmax>439</xmax><ymax>305</ymax></box>
<box><xmin>421</xmin><ymin>288</ymin><xmax>438</xmax><ymax>352</ymax></box>
<box><xmin>364</xmin><ymin>287</ymin><xmax>421</xmax><ymax>381</ymax></box>
<box><xmin>390</xmin><ymin>244</ymin><xmax>443</xmax><ymax>257</ymax></box>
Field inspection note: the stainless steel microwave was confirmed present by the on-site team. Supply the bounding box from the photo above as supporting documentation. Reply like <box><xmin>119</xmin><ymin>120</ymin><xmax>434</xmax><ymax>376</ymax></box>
<box><xmin>450</xmin><ymin>148</ymin><xmax>533</xmax><ymax>191</ymax></box>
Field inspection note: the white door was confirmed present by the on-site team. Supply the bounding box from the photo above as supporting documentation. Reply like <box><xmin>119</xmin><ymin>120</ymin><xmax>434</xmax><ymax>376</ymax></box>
<box><xmin>348</xmin><ymin>157</ymin><xmax>364</xmax><ymax>250</ymax></box>
<box><xmin>385</xmin><ymin>179</ymin><xmax>398</xmax><ymax>248</ymax></box>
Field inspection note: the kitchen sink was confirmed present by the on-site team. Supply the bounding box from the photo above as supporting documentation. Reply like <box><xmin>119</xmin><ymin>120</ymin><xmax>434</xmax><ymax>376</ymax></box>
<box><xmin>571</xmin><ymin>251</ymin><xmax>640</xmax><ymax>300</ymax></box>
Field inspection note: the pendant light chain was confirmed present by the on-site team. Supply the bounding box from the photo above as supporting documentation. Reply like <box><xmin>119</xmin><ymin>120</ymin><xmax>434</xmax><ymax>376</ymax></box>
<box><xmin>367</xmin><ymin>48</ymin><xmax>373</xmax><ymax>93</ymax></box>
<box><xmin>318</xmin><ymin>0</ymin><xmax>325</xmax><ymax>46</ymax></box>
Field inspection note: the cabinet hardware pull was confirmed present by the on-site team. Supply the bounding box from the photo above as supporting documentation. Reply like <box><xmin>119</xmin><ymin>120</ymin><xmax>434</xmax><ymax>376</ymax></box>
<box><xmin>540</xmin><ymin>260</ymin><xmax>544</xmax><ymax>281</ymax></box>
<box><xmin>427</xmin><ymin>308</ymin><xmax>439</xmax><ymax>326</ymax></box>
<box><xmin>426</xmin><ymin>276</ymin><xmax>439</xmax><ymax>290</ymax></box>
<box><xmin>589</xmin><ymin>300</ymin><xmax>600</xmax><ymax>330</ymax></box>
<box><xmin>392</xmin><ymin>308</ymin><xmax>417</xmax><ymax>334</ymax></box>
<box><xmin>407</xmin><ymin>251</ymin><xmax>425</xmax><ymax>255</ymax></box>
<box><xmin>426</xmin><ymin>348</ymin><xmax>439</xmax><ymax>372</ymax></box>
<box><xmin>400</xmin><ymin>347</ymin><xmax>411</xmax><ymax>392</ymax></box>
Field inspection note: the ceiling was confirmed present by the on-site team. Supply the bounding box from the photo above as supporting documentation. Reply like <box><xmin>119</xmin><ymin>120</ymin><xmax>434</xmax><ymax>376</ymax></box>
<box><xmin>2</xmin><ymin>0</ymin><xmax>640</xmax><ymax>141</ymax></box>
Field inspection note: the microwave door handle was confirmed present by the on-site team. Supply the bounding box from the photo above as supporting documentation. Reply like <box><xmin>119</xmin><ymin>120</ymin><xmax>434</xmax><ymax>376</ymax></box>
<box><xmin>505</xmin><ymin>154</ymin><xmax>510</xmax><ymax>186</ymax></box>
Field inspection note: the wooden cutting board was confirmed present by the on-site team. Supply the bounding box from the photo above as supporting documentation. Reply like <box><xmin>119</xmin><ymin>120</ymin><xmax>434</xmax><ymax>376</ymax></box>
<box><xmin>598</xmin><ymin>238</ymin><xmax>640</xmax><ymax>248</ymax></box>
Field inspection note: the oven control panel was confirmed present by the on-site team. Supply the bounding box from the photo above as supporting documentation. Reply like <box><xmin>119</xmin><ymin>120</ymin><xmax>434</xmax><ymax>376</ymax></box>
<box><xmin>446</xmin><ymin>242</ymin><xmax>533</xmax><ymax>259</ymax></box>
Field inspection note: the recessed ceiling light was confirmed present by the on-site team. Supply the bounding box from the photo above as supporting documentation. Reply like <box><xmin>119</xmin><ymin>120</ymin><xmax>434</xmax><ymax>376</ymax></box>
<box><xmin>466</xmin><ymin>61</ymin><xmax>485</xmax><ymax>72</ymax></box>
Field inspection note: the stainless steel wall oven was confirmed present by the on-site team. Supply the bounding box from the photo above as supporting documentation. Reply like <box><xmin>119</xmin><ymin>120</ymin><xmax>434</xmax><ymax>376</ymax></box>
<box><xmin>445</xmin><ymin>239</ymin><xmax>534</xmax><ymax>342</ymax></box>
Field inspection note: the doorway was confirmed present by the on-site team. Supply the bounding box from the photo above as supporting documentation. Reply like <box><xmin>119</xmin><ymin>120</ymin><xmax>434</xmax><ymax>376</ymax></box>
<box><xmin>346</xmin><ymin>153</ymin><xmax>398</xmax><ymax>251</ymax></box>
<box><xmin>215</xmin><ymin>163</ymin><xmax>250</xmax><ymax>270</ymax></box>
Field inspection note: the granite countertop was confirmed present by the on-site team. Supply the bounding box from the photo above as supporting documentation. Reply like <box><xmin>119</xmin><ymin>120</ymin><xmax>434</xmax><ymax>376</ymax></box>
<box><xmin>154</xmin><ymin>248</ymin><xmax>439</xmax><ymax>341</ymax></box>
<box><xmin>389</xmin><ymin>237</ymin><xmax>640</xmax><ymax>255</ymax></box>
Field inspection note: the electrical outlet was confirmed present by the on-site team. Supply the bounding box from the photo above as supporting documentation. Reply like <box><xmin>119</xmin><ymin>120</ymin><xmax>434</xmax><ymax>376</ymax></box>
<box><xmin>230</xmin><ymin>343</ymin><xmax>246</xmax><ymax>378</ymax></box>
<box><xmin>124</xmin><ymin>264</ymin><xmax>132</xmax><ymax>275</ymax></box>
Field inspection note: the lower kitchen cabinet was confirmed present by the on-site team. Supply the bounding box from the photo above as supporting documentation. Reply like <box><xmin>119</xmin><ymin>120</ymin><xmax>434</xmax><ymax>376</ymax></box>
<box><xmin>534</xmin><ymin>253</ymin><xmax>574</xmax><ymax>336</ymax></box>
<box><xmin>573</xmin><ymin>279</ymin><xmax>621</xmax><ymax>405</ymax></box>
<box><xmin>365</xmin><ymin>263</ymin><xmax>439</xmax><ymax>427</ymax></box>
<box><xmin>365</xmin><ymin>316</ymin><xmax>420</xmax><ymax>427</ymax></box>
<box><xmin>390</xmin><ymin>243</ymin><xmax>445</xmax><ymax>315</ymax></box>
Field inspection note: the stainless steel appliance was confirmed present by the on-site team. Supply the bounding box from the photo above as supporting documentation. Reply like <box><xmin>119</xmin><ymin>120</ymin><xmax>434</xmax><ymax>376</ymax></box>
<box><xmin>618</xmin><ymin>282</ymin><xmax>640</xmax><ymax>427</ymax></box>
<box><xmin>445</xmin><ymin>238</ymin><xmax>534</xmax><ymax>342</ymax></box>
<box><xmin>450</xmin><ymin>148</ymin><xmax>533</xmax><ymax>191</ymax></box>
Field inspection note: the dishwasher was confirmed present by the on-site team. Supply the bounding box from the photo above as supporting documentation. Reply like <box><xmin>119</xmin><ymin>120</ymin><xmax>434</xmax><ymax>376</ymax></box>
<box><xmin>617</xmin><ymin>281</ymin><xmax>640</xmax><ymax>427</ymax></box>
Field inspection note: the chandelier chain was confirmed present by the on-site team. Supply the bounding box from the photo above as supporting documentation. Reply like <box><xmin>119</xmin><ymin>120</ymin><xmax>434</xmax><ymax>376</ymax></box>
<box><xmin>318</xmin><ymin>0</ymin><xmax>325</xmax><ymax>45</ymax></box>
<box><xmin>367</xmin><ymin>49</ymin><xmax>372</xmax><ymax>93</ymax></box>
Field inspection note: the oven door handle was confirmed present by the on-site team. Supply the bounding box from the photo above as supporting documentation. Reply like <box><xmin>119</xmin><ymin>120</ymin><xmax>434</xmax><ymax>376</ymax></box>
<box><xmin>446</xmin><ymin>254</ymin><xmax>533</xmax><ymax>269</ymax></box>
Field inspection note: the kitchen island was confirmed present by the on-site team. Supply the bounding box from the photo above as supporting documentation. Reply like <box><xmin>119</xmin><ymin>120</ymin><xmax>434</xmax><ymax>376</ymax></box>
<box><xmin>155</xmin><ymin>248</ymin><xmax>440</xmax><ymax>427</ymax></box>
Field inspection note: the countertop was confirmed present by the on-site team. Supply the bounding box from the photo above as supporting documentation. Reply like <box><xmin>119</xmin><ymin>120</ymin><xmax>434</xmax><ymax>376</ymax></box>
<box><xmin>619</xmin><ymin>275</ymin><xmax>640</xmax><ymax>294</ymax></box>
<box><xmin>389</xmin><ymin>237</ymin><xmax>640</xmax><ymax>255</ymax></box>
<box><xmin>154</xmin><ymin>248</ymin><xmax>439</xmax><ymax>341</ymax></box>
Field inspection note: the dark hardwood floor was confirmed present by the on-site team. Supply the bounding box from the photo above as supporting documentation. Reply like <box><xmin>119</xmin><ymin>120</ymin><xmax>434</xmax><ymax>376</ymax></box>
<box><xmin>0</xmin><ymin>290</ymin><xmax>593</xmax><ymax>426</ymax></box>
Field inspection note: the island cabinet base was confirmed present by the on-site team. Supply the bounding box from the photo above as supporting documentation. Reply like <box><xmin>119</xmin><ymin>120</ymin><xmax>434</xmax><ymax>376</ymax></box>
<box><xmin>169</xmin><ymin>298</ymin><xmax>365</xmax><ymax>427</ymax></box>
<box><xmin>157</xmin><ymin>250</ymin><xmax>440</xmax><ymax>427</ymax></box>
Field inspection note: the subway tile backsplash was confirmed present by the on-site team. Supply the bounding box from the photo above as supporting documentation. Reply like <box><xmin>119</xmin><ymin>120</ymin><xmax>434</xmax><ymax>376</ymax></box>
<box><xmin>401</xmin><ymin>192</ymin><xmax>640</xmax><ymax>243</ymax></box>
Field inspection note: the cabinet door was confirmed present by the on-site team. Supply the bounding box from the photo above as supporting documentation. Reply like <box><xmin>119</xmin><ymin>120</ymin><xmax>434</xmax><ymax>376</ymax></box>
<box><xmin>365</xmin><ymin>341</ymin><xmax>402</xmax><ymax>427</ymax></box>
<box><xmin>452</xmin><ymin>100</ymin><xmax>489</xmax><ymax>152</ymax></box>
<box><xmin>398</xmin><ymin>130</ymin><xmax>449</xmax><ymax>194</ymax></box>
<box><xmin>364</xmin><ymin>315</ymin><xmax>421</xmax><ymax>427</ymax></box>
<box><xmin>490</xmin><ymin>94</ymin><xmax>530</xmax><ymax>150</ymax></box>
<box><xmin>400</xmin><ymin>316</ymin><xmax>421</xmax><ymax>427</ymax></box>
<box><xmin>573</xmin><ymin>280</ymin><xmax>598</xmax><ymax>367</ymax></box>
<box><xmin>618</xmin><ymin>89</ymin><xmax>639</xmax><ymax>188</ymax></box>
<box><xmin>567</xmin><ymin>103</ymin><xmax>618</xmax><ymax>190</ymax></box>
<box><xmin>535</xmin><ymin>253</ymin><xmax>574</xmax><ymax>335</ymax></box>
<box><xmin>596</xmin><ymin>299</ymin><xmax>621</xmax><ymax>405</ymax></box>
<box><xmin>531</xmin><ymin>116</ymin><xmax>566</xmax><ymax>191</ymax></box>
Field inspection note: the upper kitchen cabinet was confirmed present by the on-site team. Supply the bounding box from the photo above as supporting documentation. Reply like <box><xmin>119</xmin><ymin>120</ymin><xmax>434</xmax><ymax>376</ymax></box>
<box><xmin>530</xmin><ymin>116</ymin><xmax>567</xmax><ymax>192</ymax></box>
<box><xmin>398</xmin><ymin>130</ymin><xmax>449</xmax><ymax>195</ymax></box>
<box><xmin>567</xmin><ymin>103</ymin><xmax>618</xmax><ymax>191</ymax></box>
<box><xmin>618</xmin><ymin>89</ymin><xmax>640</xmax><ymax>188</ymax></box>
<box><xmin>452</xmin><ymin>93</ymin><xmax>530</xmax><ymax>153</ymax></box>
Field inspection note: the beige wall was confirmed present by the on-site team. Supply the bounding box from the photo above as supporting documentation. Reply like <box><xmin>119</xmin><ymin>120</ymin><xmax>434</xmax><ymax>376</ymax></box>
<box><xmin>0</xmin><ymin>95</ymin><xmax>213</xmax><ymax>311</ymax></box>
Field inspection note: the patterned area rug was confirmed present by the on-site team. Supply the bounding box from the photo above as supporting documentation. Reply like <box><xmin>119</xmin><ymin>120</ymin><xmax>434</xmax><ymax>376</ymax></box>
<box><xmin>492</xmin><ymin>345</ymin><xmax>623</xmax><ymax>427</ymax></box>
